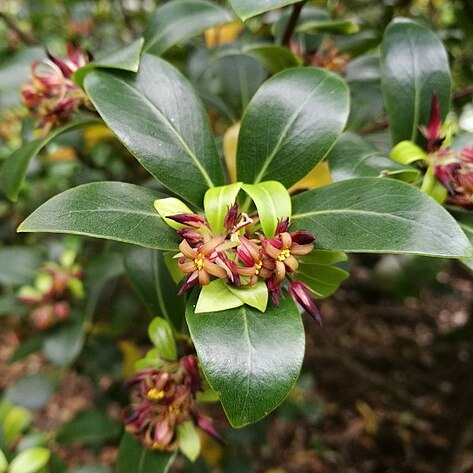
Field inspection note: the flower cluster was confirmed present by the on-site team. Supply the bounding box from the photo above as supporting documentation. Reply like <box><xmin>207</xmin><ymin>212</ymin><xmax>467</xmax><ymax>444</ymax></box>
<box><xmin>18</xmin><ymin>256</ymin><xmax>84</xmax><ymax>330</ymax></box>
<box><xmin>20</xmin><ymin>43</ymin><xmax>90</xmax><ymax>134</ymax></box>
<box><xmin>124</xmin><ymin>356</ymin><xmax>221</xmax><ymax>451</ymax></box>
<box><xmin>171</xmin><ymin>204</ymin><xmax>322</xmax><ymax>324</ymax></box>
<box><xmin>420</xmin><ymin>92</ymin><xmax>473</xmax><ymax>208</ymax></box>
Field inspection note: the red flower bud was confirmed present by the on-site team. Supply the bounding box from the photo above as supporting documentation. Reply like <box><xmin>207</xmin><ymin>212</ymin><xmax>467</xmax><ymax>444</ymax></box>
<box><xmin>224</xmin><ymin>202</ymin><xmax>240</xmax><ymax>231</ymax></box>
<box><xmin>197</xmin><ymin>415</ymin><xmax>225</xmax><ymax>444</ymax></box>
<box><xmin>177</xmin><ymin>228</ymin><xmax>202</xmax><ymax>245</ymax></box>
<box><xmin>167</xmin><ymin>213</ymin><xmax>206</xmax><ymax>228</ymax></box>
<box><xmin>289</xmin><ymin>280</ymin><xmax>322</xmax><ymax>326</ymax></box>
<box><xmin>275</xmin><ymin>218</ymin><xmax>290</xmax><ymax>235</ymax></box>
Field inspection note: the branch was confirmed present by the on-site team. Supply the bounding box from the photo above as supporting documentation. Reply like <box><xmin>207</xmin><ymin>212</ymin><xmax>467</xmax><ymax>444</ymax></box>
<box><xmin>0</xmin><ymin>12</ymin><xmax>38</xmax><ymax>46</ymax></box>
<box><xmin>281</xmin><ymin>1</ymin><xmax>307</xmax><ymax>47</ymax></box>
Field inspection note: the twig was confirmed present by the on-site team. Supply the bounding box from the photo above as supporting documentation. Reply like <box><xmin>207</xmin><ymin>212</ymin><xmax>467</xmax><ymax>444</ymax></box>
<box><xmin>0</xmin><ymin>12</ymin><xmax>38</xmax><ymax>46</ymax></box>
<box><xmin>281</xmin><ymin>1</ymin><xmax>307</xmax><ymax>47</ymax></box>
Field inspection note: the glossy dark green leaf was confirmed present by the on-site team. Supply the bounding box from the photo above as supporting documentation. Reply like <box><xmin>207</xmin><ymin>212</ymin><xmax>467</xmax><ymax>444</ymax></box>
<box><xmin>56</xmin><ymin>409</ymin><xmax>121</xmax><ymax>445</ymax></box>
<box><xmin>0</xmin><ymin>247</ymin><xmax>40</xmax><ymax>286</ymax></box>
<box><xmin>18</xmin><ymin>182</ymin><xmax>179</xmax><ymax>251</ymax></box>
<box><xmin>244</xmin><ymin>45</ymin><xmax>302</xmax><ymax>73</ymax></box>
<box><xmin>143</xmin><ymin>0</ymin><xmax>233</xmax><ymax>55</ymax></box>
<box><xmin>42</xmin><ymin>321</ymin><xmax>85</xmax><ymax>367</ymax></box>
<box><xmin>1</xmin><ymin>118</ymin><xmax>98</xmax><ymax>202</ymax></box>
<box><xmin>73</xmin><ymin>38</ymin><xmax>144</xmax><ymax>87</ymax></box>
<box><xmin>124</xmin><ymin>247</ymin><xmax>185</xmax><ymax>330</ymax></box>
<box><xmin>380</xmin><ymin>18</ymin><xmax>451</xmax><ymax>145</ymax></box>
<box><xmin>328</xmin><ymin>133</ymin><xmax>419</xmax><ymax>182</ymax></box>
<box><xmin>117</xmin><ymin>433</ymin><xmax>175</xmax><ymax>473</ymax></box>
<box><xmin>84</xmin><ymin>54</ymin><xmax>224</xmax><ymax>207</ymax></box>
<box><xmin>236</xmin><ymin>67</ymin><xmax>349</xmax><ymax>188</ymax></box>
<box><xmin>186</xmin><ymin>292</ymin><xmax>304</xmax><ymax>427</ymax></box>
<box><xmin>229</xmin><ymin>0</ymin><xmax>301</xmax><ymax>20</ymax></box>
<box><xmin>291</xmin><ymin>178</ymin><xmax>472</xmax><ymax>257</ymax></box>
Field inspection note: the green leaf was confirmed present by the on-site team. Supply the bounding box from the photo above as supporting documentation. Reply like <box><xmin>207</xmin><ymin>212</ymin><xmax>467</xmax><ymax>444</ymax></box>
<box><xmin>148</xmin><ymin>317</ymin><xmax>177</xmax><ymax>361</ymax></box>
<box><xmin>0</xmin><ymin>47</ymin><xmax>45</xmax><ymax>108</ymax></box>
<box><xmin>143</xmin><ymin>0</ymin><xmax>234</xmax><ymax>55</ymax></box>
<box><xmin>1</xmin><ymin>118</ymin><xmax>98</xmax><ymax>202</ymax></box>
<box><xmin>296</xmin><ymin>19</ymin><xmax>360</xmax><ymax>34</ymax></box>
<box><xmin>9</xmin><ymin>447</ymin><xmax>50</xmax><ymax>473</ymax></box>
<box><xmin>227</xmin><ymin>281</ymin><xmax>268</xmax><ymax>312</ymax></box>
<box><xmin>242</xmin><ymin>182</ymin><xmax>291</xmax><ymax>237</ymax></box>
<box><xmin>328</xmin><ymin>133</ymin><xmax>420</xmax><ymax>182</ymax></box>
<box><xmin>380</xmin><ymin>18</ymin><xmax>452</xmax><ymax>145</ymax></box>
<box><xmin>3</xmin><ymin>406</ymin><xmax>32</xmax><ymax>444</ymax></box>
<box><xmin>204</xmin><ymin>183</ymin><xmax>242</xmax><ymax>233</ymax></box>
<box><xmin>420</xmin><ymin>166</ymin><xmax>447</xmax><ymax>203</ymax></box>
<box><xmin>244</xmin><ymin>45</ymin><xmax>303</xmax><ymax>73</ymax></box>
<box><xmin>42</xmin><ymin>321</ymin><xmax>85</xmax><ymax>368</ymax></box>
<box><xmin>154</xmin><ymin>198</ymin><xmax>193</xmax><ymax>230</ymax></box>
<box><xmin>73</xmin><ymin>38</ymin><xmax>144</xmax><ymax>87</ymax></box>
<box><xmin>124</xmin><ymin>247</ymin><xmax>185</xmax><ymax>330</ymax></box>
<box><xmin>117</xmin><ymin>433</ymin><xmax>175</xmax><ymax>473</ymax></box>
<box><xmin>390</xmin><ymin>140</ymin><xmax>428</xmax><ymax>165</ymax></box>
<box><xmin>291</xmin><ymin>177</ymin><xmax>472</xmax><ymax>257</ymax></box>
<box><xmin>186</xmin><ymin>293</ymin><xmax>304</xmax><ymax>427</ymax></box>
<box><xmin>0</xmin><ymin>247</ymin><xmax>40</xmax><ymax>286</ymax></box>
<box><xmin>236</xmin><ymin>68</ymin><xmax>349</xmax><ymax>188</ymax></box>
<box><xmin>299</xmin><ymin>249</ymin><xmax>347</xmax><ymax>266</ymax></box>
<box><xmin>195</xmin><ymin>279</ymin><xmax>243</xmax><ymax>313</ymax></box>
<box><xmin>297</xmin><ymin>263</ymin><xmax>349</xmax><ymax>298</ymax></box>
<box><xmin>84</xmin><ymin>54</ymin><xmax>224</xmax><ymax>208</ymax></box>
<box><xmin>56</xmin><ymin>409</ymin><xmax>121</xmax><ymax>445</ymax></box>
<box><xmin>5</xmin><ymin>374</ymin><xmax>56</xmax><ymax>411</ymax></box>
<box><xmin>448</xmin><ymin>209</ymin><xmax>473</xmax><ymax>271</ymax></box>
<box><xmin>0</xmin><ymin>450</ymin><xmax>7</xmax><ymax>473</ymax></box>
<box><xmin>229</xmin><ymin>0</ymin><xmax>301</xmax><ymax>21</ymax></box>
<box><xmin>18</xmin><ymin>182</ymin><xmax>179</xmax><ymax>251</ymax></box>
<box><xmin>176</xmin><ymin>422</ymin><xmax>201</xmax><ymax>462</ymax></box>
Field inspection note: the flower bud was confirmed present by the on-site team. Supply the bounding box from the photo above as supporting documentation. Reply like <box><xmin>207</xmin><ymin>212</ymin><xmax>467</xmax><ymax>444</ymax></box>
<box><xmin>224</xmin><ymin>202</ymin><xmax>239</xmax><ymax>231</ymax></box>
<box><xmin>288</xmin><ymin>280</ymin><xmax>322</xmax><ymax>326</ymax></box>
<box><xmin>167</xmin><ymin>213</ymin><xmax>206</xmax><ymax>228</ymax></box>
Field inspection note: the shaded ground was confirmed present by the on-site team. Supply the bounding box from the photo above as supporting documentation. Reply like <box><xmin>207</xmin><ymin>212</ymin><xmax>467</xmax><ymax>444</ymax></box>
<box><xmin>2</xmin><ymin>259</ymin><xmax>473</xmax><ymax>472</ymax></box>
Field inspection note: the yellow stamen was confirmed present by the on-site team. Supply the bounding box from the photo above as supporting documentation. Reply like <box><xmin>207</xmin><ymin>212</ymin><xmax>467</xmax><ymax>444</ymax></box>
<box><xmin>254</xmin><ymin>261</ymin><xmax>263</xmax><ymax>275</ymax></box>
<box><xmin>169</xmin><ymin>405</ymin><xmax>181</xmax><ymax>415</ymax></box>
<box><xmin>147</xmin><ymin>388</ymin><xmax>165</xmax><ymax>401</ymax></box>
<box><xmin>277</xmin><ymin>249</ymin><xmax>291</xmax><ymax>261</ymax></box>
<box><xmin>194</xmin><ymin>254</ymin><xmax>205</xmax><ymax>270</ymax></box>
